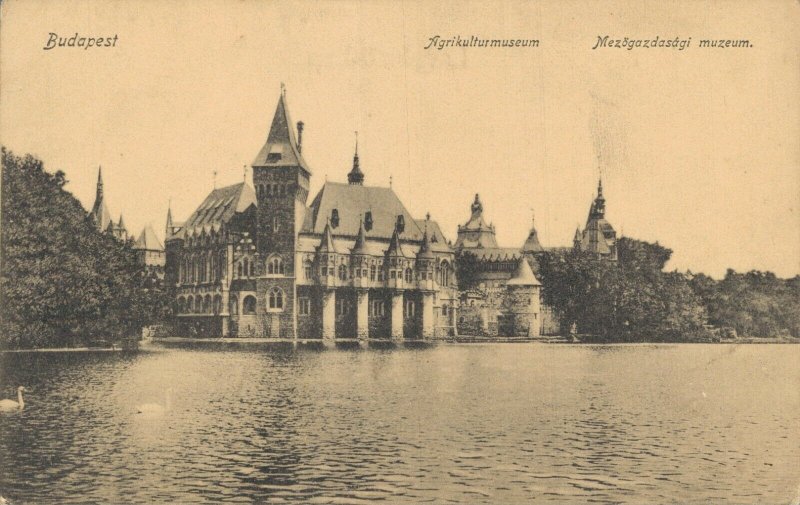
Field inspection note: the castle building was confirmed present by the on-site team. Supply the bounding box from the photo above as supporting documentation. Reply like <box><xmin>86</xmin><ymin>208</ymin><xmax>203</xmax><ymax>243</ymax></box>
<box><xmin>574</xmin><ymin>179</ymin><xmax>617</xmax><ymax>260</ymax></box>
<box><xmin>89</xmin><ymin>166</ymin><xmax>129</xmax><ymax>241</ymax></box>
<box><xmin>133</xmin><ymin>225</ymin><xmax>166</xmax><ymax>280</ymax></box>
<box><xmin>165</xmin><ymin>89</ymin><xmax>459</xmax><ymax>339</ymax></box>
<box><xmin>454</xmin><ymin>194</ymin><xmax>548</xmax><ymax>337</ymax></box>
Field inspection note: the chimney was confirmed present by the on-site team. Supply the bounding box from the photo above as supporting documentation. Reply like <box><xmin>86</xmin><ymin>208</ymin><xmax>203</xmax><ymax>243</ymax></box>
<box><xmin>296</xmin><ymin>121</ymin><xmax>304</xmax><ymax>153</ymax></box>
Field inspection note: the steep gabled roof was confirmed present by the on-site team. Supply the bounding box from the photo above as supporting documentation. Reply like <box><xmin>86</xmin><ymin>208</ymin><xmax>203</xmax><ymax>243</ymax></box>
<box><xmin>507</xmin><ymin>257</ymin><xmax>542</xmax><ymax>286</ymax></box>
<box><xmin>134</xmin><ymin>225</ymin><xmax>164</xmax><ymax>251</ymax></box>
<box><xmin>303</xmin><ymin>182</ymin><xmax>423</xmax><ymax>240</ymax></box>
<box><xmin>179</xmin><ymin>182</ymin><xmax>256</xmax><ymax>237</ymax></box>
<box><xmin>251</xmin><ymin>91</ymin><xmax>311</xmax><ymax>174</ymax></box>
<box><xmin>413</xmin><ymin>218</ymin><xmax>452</xmax><ymax>252</ymax></box>
<box><xmin>521</xmin><ymin>224</ymin><xmax>544</xmax><ymax>253</ymax></box>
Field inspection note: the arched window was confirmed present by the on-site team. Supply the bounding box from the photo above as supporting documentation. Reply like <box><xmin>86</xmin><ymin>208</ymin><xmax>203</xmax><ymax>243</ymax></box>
<box><xmin>404</xmin><ymin>268</ymin><xmax>413</xmax><ymax>283</ymax></box>
<box><xmin>370</xmin><ymin>264</ymin><xmax>376</xmax><ymax>281</ymax></box>
<box><xmin>213</xmin><ymin>295</ymin><xmax>222</xmax><ymax>315</ymax></box>
<box><xmin>268</xmin><ymin>288</ymin><xmax>284</xmax><ymax>311</ymax></box>
<box><xmin>248</xmin><ymin>258</ymin><xmax>254</xmax><ymax>277</ymax></box>
<box><xmin>338</xmin><ymin>264</ymin><xmax>348</xmax><ymax>281</ymax></box>
<box><xmin>237</xmin><ymin>261</ymin><xmax>243</xmax><ymax>278</ymax></box>
<box><xmin>242</xmin><ymin>258</ymin><xmax>250</xmax><ymax>278</ymax></box>
<box><xmin>304</xmin><ymin>260</ymin><xmax>313</xmax><ymax>280</ymax></box>
<box><xmin>194</xmin><ymin>296</ymin><xmax>201</xmax><ymax>313</ymax></box>
<box><xmin>204</xmin><ymin>295</ymin><xmax>212</xmax><ymax>313</ymax></box>
<box><xmin>230</xmin><ymin>295</ymin><xmax>238</xmax><ymax>315</ymax></box>
<box><xmin>243</xmin><ymin>295</ymin><xmax>257</xmax><ymax>315</ymax></box>
<box><xmin>439</xmin><ymin>261</ymin><xmax>450</xmax><ymax>287</ymax></box>
<box><xmin>187</xmin><ymin>295</ymin><xmax>194</xmax><ymax>313</ymax></box>
<box><xmin>268</xmin><ymin>256</ymin><xmax>284</xmax><ymax>275</ymax></box>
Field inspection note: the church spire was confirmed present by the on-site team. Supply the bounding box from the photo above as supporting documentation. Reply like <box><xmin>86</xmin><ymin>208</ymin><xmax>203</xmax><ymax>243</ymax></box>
<box><xmin>96</xmin><ymin>165</ymin><xmax>104</xmax><ymax>201</ymax></box>
<box><xmin>590</xmin><ymin>177</ymin><xmax>606</xmax><ymax>219</ymax></box>
<box><xmin>166</xmin><ymin>201</ymin><xmax>173</xmax><ymax>239</ymax></box>
<box><xmin>348</xmin><ymin>131</ymin><xmax>364</xmax><ymax>185</ymax></box>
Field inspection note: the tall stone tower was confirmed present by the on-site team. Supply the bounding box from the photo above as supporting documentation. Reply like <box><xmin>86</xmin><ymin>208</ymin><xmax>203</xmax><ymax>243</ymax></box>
<box><xmin>251</xmin><ymin>87</ymin><xmax>312</xmax><ymax>338</ymax></box>
<box><xmin>504</xmin><ymin>258</ymin><xmax>542</xmax><ymax>338</ymax></box>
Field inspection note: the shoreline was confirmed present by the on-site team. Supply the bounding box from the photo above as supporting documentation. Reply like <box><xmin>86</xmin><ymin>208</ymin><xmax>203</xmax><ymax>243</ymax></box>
<box><xmin>2</xmin><ymin>335</ymin><xmax>798</xmax><ymax>353</ymax></box>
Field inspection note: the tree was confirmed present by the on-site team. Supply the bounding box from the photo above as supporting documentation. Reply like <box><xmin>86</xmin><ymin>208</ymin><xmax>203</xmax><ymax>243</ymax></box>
<box><xmin>537</xmin><ymin>238</ymin><xmax>710</xmax><ymax>341</ymax></box>
<box><xmin>1</xmin><ymin>148</ymin><xmax>171</xmax><ymax>349</ymax></box>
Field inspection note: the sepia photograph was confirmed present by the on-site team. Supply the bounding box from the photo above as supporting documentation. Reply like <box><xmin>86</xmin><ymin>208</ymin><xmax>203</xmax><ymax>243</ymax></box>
<box><xmin>1</xmin><ymin>0</ymin><xmax>798</xmax><ymax>503</ymax></box>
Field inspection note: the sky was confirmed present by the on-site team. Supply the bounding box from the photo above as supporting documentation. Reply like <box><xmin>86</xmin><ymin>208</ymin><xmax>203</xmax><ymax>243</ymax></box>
<box><xmin>1</xmin><ymin>0</ymin><xmax>798</xmax><ymax>278</ymax></box>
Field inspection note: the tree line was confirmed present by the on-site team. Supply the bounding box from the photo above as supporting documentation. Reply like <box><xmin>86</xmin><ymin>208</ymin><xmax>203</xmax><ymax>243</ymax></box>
<box><xmin>1</xmin><ymin>148</ymin><xmax>171</xmax><ymax>349</ymax></box>
<box><xmin>459</xmin><ymin>239</ymin><xmax>799</xmax><ymax>342</ymax></box>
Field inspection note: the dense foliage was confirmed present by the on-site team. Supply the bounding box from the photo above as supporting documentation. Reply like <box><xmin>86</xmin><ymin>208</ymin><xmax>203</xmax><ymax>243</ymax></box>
<box><xmin>1</xmin><ymin>148</ymin><xmax>171</xmax><ymax>349</ymax></box>
<box><xmin>537</xmin><ymin>238</ymin><xmax>710</xmax><ymax>342</ymax></box>
<box><xmin>689</xmin><ymin>270</ymin><xmax>800</xmax><ymax>338</ymax></box>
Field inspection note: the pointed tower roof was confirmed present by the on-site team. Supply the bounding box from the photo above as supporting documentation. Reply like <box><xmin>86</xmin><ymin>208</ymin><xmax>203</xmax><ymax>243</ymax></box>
<box><xmin>251</xmin><ymin>87</ymin><xmax>311</xmax><ymax>174</ymax></box>
<box><xmin>507</xmin><ymin>257</ymin><xmax>541</xmax><ymax>286</ymax></box>
<box><xmin>89</xmin><ymin>165</ymin><xmax>113</xmax><ymax>231</ymax></box>
<box><xmin>317</xmin><ymin>219</ymin><xmax>338</xmax><ymax>253</ymax></box>
<box><xmin>348</xmin><ymin>132</ymin><xmax>365</xmax><ymax>185</ymax></box>
<box><xmin>588</xmin><ymin>178</ymin><xmax>606</xmax><ymax>220</ymax></box>
<box><xmin>416</xmin><ymin>228</ymin><xmax>435</xmax><ymax>259</ymax></box>
<box><xmin>118</xmin><ymin>214</ymin><xmax>126</xmax><ymax>230</ymax></box>
<box><xmin>455</xmin><ymin>193</ymin><xmax>499</xmax><ymax>249</ymax></box>
<box><xmin>521</xmin><ymin>215</ymin><xmax>544</xmax><ymax>253</ymax></box>
<box><xmin>385</xmin><ymin>227</ymin><xmax>406</xmax><ymax>257</ymax></box>
<box><xmin>165</xmin><ymin>204</ymin><xmax>173</xmax><ymax>237</ymax></box>
<box><xmin>351</xmin><ymin>218</ymin><xmax>369</xmax><ymax>255</ymax></box>
<box><xmin>134</xmin><ymin>225</ymin><xmax>164</xmax><ymax>251</ymax></box>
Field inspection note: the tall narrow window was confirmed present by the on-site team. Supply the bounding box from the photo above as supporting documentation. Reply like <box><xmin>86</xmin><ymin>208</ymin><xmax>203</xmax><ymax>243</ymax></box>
<box><xmin>268</xmin><ymin>288</ymin><xmax>284</xmax><ymax>311</ymax></box>
<box><xmin>298</xmin><ymin>297</ymin><xmax>310</xmax><ymax>316</ymax></box>
<box><xmin>268</xmin><ymin>256</ymin><xmax>284</xmax><ymax>275</ymax></box>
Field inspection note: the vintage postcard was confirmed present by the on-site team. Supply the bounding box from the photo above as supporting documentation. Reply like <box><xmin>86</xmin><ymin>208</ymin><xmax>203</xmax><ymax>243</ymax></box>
<box><xmin>1</xmin><ymin>0</ymin><xmax>798</xmax><ymax>504</ymax></box>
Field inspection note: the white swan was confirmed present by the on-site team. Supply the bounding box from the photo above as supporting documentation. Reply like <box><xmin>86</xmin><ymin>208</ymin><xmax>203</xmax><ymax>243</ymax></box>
<box><xmin>0</xmin><ymin>386</ymin><xmax>26</xmax><ymax>412</ymax></box>
<box><xmin>136</xmin><ymin>389</ymin><xmax>171</xmax><ymax>417</ymax></box>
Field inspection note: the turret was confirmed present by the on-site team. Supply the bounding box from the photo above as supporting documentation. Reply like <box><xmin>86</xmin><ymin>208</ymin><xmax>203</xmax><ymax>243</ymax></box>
<box><xmin>350</xmin><ymin>218</ymin><xmax>369</xmax><ymax>287</ymax></box>
<box><xmin>384</xmin><ymin>225</ymin><xmax>407</xmax><ymax>289</ymax></box>
<box><xmin>521</xmin><ymin>213</ymin><xmax>544</xmax><ymax>254</ymax></box>
<box><xmin>505</xmin><ymin>258</ymin><xmax>542</xmax><ymax>337</ymax></box>
<box><xmin>416</xmin><ymin>227</ymin><xmax>436</xmax><ymax>290</ymax></box>
<box><xmin>317</xmin><ymin>219</ymin><xmax>338</xmax><ymax>287</ymax></box>
<box><xmin>347</xmin><ymin>132</ymin><xmax>365</xmax><ymax>185</ymax></box>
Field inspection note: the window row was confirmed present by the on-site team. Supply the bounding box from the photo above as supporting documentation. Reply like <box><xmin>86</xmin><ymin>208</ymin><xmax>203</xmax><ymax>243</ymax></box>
<box><xmin>180</xmin><ymin>252</ymin><xmax>224</xmax><ymax>284</ymax></box>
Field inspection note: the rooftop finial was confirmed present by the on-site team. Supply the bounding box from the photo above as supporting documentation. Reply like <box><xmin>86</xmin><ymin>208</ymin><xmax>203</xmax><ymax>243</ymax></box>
<box><xmin>280</xmin><ymin>82</ymin><xmax>286</xmax><ymax>96</ymax></box>
<box><xmin>243</xmin><ymin>164</ymin><xmax>248</xmax><ymax>182</ymax></box>
<box><xmin>213</xmin><ymin>169</ymin><xmax>218</xmax><ymax>189</ymax></box>
<box><xmin>348</xmin><ymin>131</ymin><xmax>364</xmax><ymax>185</ymax></box>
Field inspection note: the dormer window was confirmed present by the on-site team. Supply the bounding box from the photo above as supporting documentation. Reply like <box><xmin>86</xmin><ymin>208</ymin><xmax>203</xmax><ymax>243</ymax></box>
<box><xmin>396</xmin><ymin>215</ymin><xmax>405</xmax><ymax>233</ymax></box>
<box><xmin>364</xmin><ymin>211</ymin><xmax>373</xmax><ymax>231</ymax></box>
<box><xmin>267</xmin><ymin>144</ymin><xmax>283</xmax><ymax>162</ymax></box>
<box><xmin>331</xmin><ymin>208</ymin><xmax>340</xmax><ymax>229</ymax></box>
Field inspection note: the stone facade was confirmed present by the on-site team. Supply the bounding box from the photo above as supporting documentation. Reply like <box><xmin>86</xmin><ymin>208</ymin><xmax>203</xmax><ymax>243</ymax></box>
<box><xmin>166</xmin><ymin>90</ymin><xmax>458</xmax><ymax>339</ymax></box>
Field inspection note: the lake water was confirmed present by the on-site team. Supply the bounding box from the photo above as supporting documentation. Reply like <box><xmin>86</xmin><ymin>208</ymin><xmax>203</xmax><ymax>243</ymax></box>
<box><xmin>0</xmin><ymin>343</ymin><xmax>798</xmax><ymax>504</ymax></box>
